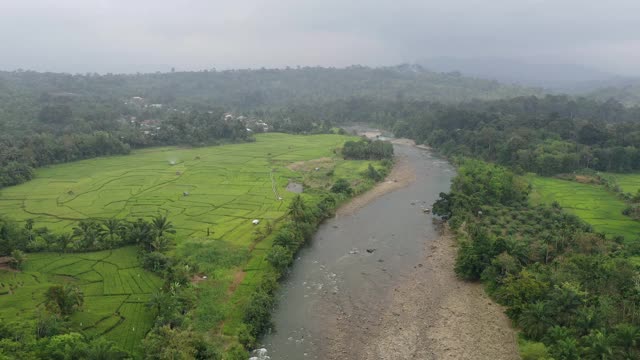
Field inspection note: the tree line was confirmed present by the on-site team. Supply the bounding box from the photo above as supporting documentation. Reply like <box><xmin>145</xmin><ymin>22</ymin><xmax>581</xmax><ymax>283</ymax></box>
<box><xmin>261</xmin><ymin>95</ymin><xmax>640</xmax><ymax>176</ymax></box>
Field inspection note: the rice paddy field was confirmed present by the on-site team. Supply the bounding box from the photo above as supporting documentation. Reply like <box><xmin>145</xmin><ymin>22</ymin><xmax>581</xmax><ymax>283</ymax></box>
<box><xmin>607</xmin><ymin>173</ymin><xmax>640</xmax><ymax>194</ymax></box>
<box><xmin>0</xmin><ymin>246</ymin><xmax>162</xmax><ymax>353</ymax></box>
<box><xmin>0</xmin><ymin>133</ymin><xmax>379</xmax><ymax>353</ymax></box>
<box><xmin>527</xmin><ymin>175</ymin><xmax>640</xmax><ymax>241</ymax></box>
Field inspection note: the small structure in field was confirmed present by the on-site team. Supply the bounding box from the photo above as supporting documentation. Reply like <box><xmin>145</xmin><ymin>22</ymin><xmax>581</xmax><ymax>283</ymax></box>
<box><xmin>169</xmin><ymin>160</ymin><xmax>176</xmax><ymax>166</ymax></box>
<box><xmin>422</xmin><ymin>208</ymin><xmax>431</xmax><ymax>213</ymax></box>
<box><xmin>183</xmin><ymin>191</ymin><xmax>189</xmax><ymax>196</ymax></box>
<box><xmin>252</xmin><ymin>219</ymin><xmax>260</xmax><ymax>225</ymax></box>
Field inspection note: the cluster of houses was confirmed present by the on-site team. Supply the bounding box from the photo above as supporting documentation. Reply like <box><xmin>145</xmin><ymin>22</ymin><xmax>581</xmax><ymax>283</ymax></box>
<box><xmin>224</xmin><ymin>113</ymin><xmax>270</xmax><ymax>133</ymax></box>
<box><xmin>122</xmin><ymin>98</ymin><xmax>271</xmax><ymax>136</ymax></box>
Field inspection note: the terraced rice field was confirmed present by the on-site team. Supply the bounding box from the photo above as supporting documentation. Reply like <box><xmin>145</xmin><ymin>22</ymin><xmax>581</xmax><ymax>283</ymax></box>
<box><xmin>0</xmin><ymin>133</ymin><xmax>376</xmax><ymax>352</ymax></box>
<box><xmin>528</xmin><ymin>175</ymin><xmax>640</xmax><ymax>241</ymax></box>
<box><xmin>0</xmin><ymin>247</ymin><xmax>161</xmax><ymax>353</ymax></box>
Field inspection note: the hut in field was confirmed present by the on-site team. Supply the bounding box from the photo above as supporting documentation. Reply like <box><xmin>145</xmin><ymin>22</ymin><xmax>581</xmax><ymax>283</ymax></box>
<box><xmin>252</xmin><ymin>219</ymin><xmax>260</xmax><ymax>225</ymax></box>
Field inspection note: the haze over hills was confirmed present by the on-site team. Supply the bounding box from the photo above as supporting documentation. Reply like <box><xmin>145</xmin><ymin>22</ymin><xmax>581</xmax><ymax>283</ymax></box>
<box><xmin>419</xmin><ymin>57</ymin><xmax>638</xmax><ymax>94</ymax></box>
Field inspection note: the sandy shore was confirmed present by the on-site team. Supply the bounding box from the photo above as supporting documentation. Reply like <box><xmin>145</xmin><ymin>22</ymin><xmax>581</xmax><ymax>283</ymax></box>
<box><xmin>358</xmin><ymin>227</ymin><xmax>520</xmax><ymax>360</ymax></box>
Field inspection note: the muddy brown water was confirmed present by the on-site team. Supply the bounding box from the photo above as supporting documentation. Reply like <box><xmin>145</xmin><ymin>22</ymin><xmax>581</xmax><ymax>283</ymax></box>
<box><xmin>257</xmin><ymin>144</ymin><xmax>455</xmax><ymax>359</ymax></box>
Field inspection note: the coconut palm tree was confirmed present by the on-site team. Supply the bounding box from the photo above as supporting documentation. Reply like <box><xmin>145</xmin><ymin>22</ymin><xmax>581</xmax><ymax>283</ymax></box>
<box><xmin>151</xmin><ymin>215</ymin><xmax>175</xmax><ymax>240</ymax></box>
<box><xmin>100</xmin><ymin>219</ymin><xmax>124</xmax><ymax>248</ymax></box>
<box><xmin>72</xmin><ymin>220</ymin><xmax>101</xmax><ymax>249</ymax></box>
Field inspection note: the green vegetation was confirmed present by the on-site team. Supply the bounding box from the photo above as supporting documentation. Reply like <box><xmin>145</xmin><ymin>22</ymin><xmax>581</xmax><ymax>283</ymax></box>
<box><xmin>0</xmin><ymin>246</ymin><xmax>162</xmax><ymax>355</ymax></box>
<box><xmin>0</xmin><ymin>133</ymin><xmax>390</xmax><ymax>358</ymax></box>
<box><xmin>0</xmin><ymin>133</ymin><xmax>348</xmax><ymax>232</ymax></box>
<box><xmin>528</xmin><ymin>175</ymin><xmax>640</xmax><ymax>240</ymax></box>
<box><xmin>341</xmin><ymin>138</ymin><xmax>394</xmax><ymax>160</ymax></box>
<box><xmin>434</xmin><ymin>160</ymin><xmax>640</xmax><ymax>360</ymax></box>
<box><xmin>609</xmin><ymin>173</ymin><xmax>640</xmax><ymax>194</ymax></box>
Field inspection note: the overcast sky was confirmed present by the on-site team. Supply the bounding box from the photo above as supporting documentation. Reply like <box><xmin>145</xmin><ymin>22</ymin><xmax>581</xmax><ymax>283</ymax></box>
<box><xmin>1</xmin><ymin>0</ymin><xmax>639</xmax><ymax>75</ymax></box>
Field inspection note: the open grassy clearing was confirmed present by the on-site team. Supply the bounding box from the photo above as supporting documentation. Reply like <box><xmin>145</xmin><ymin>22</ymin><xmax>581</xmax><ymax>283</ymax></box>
<box><xmin>0</xmin><ymin>133</ymin><xmax>380</xmax><ymax>352</ymax></box>
<box><xmin>527</xmin><ymin>175</ymin><xmax>640</xmax><ymax>240</ymax></box>
<box><xmin>606</xmin><ymin>172</ymin><xmax>640</xmax><ymax>194</ymax></box>
<box><xmin>0</xmin><ymin>246</ymin><xmax>162</xmax><ymax>353</ymax></box>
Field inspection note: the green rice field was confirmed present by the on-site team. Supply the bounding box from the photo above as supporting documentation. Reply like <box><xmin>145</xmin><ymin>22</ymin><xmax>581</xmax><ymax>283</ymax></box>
<box><xmin>0</xmin><ymin>133</ymin><xmax>376</xmax><ymax>352</ymax></box>
<box><xmin>607</xmin><ymin>173</ymin><xmax>640</xmax><ymax>194</ymax></box>
<box><xmin>0</xmin><ymin>246</ymin><xmax>162</xmax><ymax>353</ymax></box>
<box><xmin>528</xmin><ymin>175</ymin><xmax>640</xmax><ymax>241</ymax></box>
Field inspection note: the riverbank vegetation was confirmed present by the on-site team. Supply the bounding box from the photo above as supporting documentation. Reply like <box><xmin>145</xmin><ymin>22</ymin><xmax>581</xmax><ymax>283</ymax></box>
<box><xmin>434</xmin><ymin>160</ymin><xmax>640</xmax><ymax>359</ymax></box>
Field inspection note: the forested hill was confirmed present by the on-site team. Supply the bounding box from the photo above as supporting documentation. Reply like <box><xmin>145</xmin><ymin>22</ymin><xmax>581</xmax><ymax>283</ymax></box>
<box><xmin>587</xmin><ymin>80</ymin><xmax>640</xmax><ymax>106</ymax></box>
<box><xmin>0</xmin><ymin>64</ymin><xmax>539</xmax><ymax>113</ymax></box>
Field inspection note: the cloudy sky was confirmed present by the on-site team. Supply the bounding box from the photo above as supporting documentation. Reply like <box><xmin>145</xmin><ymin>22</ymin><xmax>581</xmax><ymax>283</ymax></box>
<box><xmin>1</xmin><ymin>0</ymin><xmax>639</xmax><ymax>75</ymax></box>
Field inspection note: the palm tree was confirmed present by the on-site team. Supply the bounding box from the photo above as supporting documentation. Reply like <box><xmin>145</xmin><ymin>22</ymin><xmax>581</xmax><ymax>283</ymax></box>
<box><xmin>584</xmin><ymin>330</ymin><xmax>614</xmax><ymax>360</ymax></box>
<box><xmin>147</xmin><ymin>291</ymin><xmax>170</xmax><ymax>314</ymax></box>
<box><xmin>44</xmin><ymin>284</ymin><xmax>84</xmax><ymax>316</ymax></box>
<box><xmin>72</xmin><ymin>220</ymin><xmax>101</xmax><ymax>249</ymax></box>
<box><xmin>614</xmin><ymin>323</ymin><xmax>640</xmax><ymax>359</ymax></box>
<box><xmin>287</xmin><ymin>195</ymin><xmax>307</xmax><ymax>223</ymax></box>
<box><xmin>151</xmin><ymin>215</ymin><xmax>175</xmax><ymax>240</ymax></box>
<box><xmin>518</xmin><ymin>301</ymin><xmax>551</xmax><ymax>340</ymax></box>
<box><xmin>552</xmin><ymin>337</ymin><xmax>580</xmax><ymax>360</ymax></box>
<box><xmin>86</xmin><ymin>337</ymin><xmax>127</xmax><ymax>360</ymax></box>
<box><xmin>57</xmin><ymin>232</ymin><xmax>74</xmax><ymax>253</ymax></box>
<box><xmin>100</xmin><ymin>219</ymin><xmax>124</xmax><ymax>248</ymax></box>
<box><xmin>150</xmin><ymin>236</ymin><xmax>171</xmax><ymax>252</ymax></box>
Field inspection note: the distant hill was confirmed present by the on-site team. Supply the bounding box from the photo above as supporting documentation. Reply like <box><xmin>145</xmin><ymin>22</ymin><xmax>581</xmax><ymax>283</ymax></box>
<box><xmin>0</xmin><ymin>65</ymin><xmax>541</xmax><ymax>111</ymax></box>
<box><xmin>419</xmin><ymin>57</ymin><xmax>625</xmax><ymax>93</ymax></box>
<box><xmin>587</xmin><ymin>80</ymin><xmax>640</xmax><ymax>106</ymax></box>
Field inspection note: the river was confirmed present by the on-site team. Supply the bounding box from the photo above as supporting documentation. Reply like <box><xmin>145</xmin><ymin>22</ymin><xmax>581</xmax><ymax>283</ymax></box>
<box><xmin>256</xmin><ymin>135</ymin><xmax>521</xmax><ymax>360</ymax></box>
<box><xmin>257</xmin><ymin>143</ymin><xmax>454</xmax><ymax>359</ymax></box>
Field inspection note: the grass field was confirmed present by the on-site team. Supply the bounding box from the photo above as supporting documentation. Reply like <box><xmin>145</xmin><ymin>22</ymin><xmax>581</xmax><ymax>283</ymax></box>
<box><xmin>0</xmin><ymin>246</ymin><xmax>162</xmax><ymax>353</ymax></box>
<box><xmin>607</xmin><ymin>173</ymin><xmax>640</xmax><ymax>194</ymax></box>
<box><xmin>528</xmin><ymin>175</ymin><xmax>640</xmax><ymax>241</ymax></box>
<box><xmin>0</xmin><ymin>133</ymin><xmax>379</xmax><ymax>353</ymax></box>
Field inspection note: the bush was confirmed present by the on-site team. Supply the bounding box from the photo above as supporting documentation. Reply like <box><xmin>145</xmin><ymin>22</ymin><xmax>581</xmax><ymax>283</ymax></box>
<box><xmin>266</xmin><ymin>245</ymin><xmax>293</xmax><ymax>273</ymax></box>
<box><xmin>243</xmin><ymin>290</ymin><xmax>274</xmax><ymax>338</ymax></box>
<box><xmin>142</xmin><ymin>251</ymin><xmax>172</xmax><ymax>273</ymax></box>
<box><xmin>331</xmin><ymin>178</ymin><xmax>353</xmax><ymax>195</ymax></box>
<box><xmin>364</xmin><ymin>164</ymin><xmax>382</xmax><ymax>181</ymax></box>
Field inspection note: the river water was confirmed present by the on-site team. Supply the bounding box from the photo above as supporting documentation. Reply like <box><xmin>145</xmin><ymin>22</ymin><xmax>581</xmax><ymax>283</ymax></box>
<box><xmin>257</xmin><ymin>143</ymin><xmax>455</xmax><ymax>359</ymax></box>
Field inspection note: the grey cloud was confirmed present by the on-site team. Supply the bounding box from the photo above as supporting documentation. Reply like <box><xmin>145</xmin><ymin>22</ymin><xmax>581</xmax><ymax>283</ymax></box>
<box><xmin>1</xmin><ymin>0</ymin><xmax>638</xmax><ymax>75</ymax></box>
